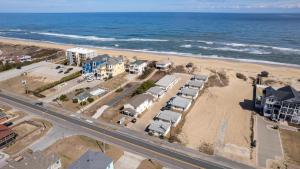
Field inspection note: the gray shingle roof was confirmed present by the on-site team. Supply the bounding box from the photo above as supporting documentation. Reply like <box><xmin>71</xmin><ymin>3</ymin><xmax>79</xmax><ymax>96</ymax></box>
<box><xmin>171</xmin><ymin>96</ymin><xmax>192</xmax><ymax>109</ymax></box>
<box><xmin>156</xmin><ymin>110</ymin><xmax>181</xmax><ymax>123</ymax></box>
<box><xmin>155</xmin><ymin>75</ymin><xmax>177</xmax><ymax>89</ymax></box>
<box><xmin>69</xmin><ymin>150</ymin><xmax>113</xmax><ymax>169</ymax></box>
<box><xmin>266</xmin><ymin>86</ymin><xmax>300</xmax><ymax>103</ymax></box>
<box><xmin>148</xmin><ymin>120</ymin><xmax>171</xmax><ymax>134</ymax></box>
<box><xmin>193</xmin><ymin>74</ymin><xmax>208</xmax><ymax>81</ymax></box>
<box><xmin>180</xmin><ymin>88</ymin><xmax>199</xmax><ymax>97</ymax></box>
<box><xmin>187</xmin><ymin>80</ymin><xmax>204</xmax><ymax>88</ymax></box>
<box><xmin>147</xmin><ymin>86</ymin><xmax>165</xmax><ymax>96</ymax></box>
<box><xmin>127</xmin><ymin>94</ymin><xmax>154</xmax><ymax>108</ymax></box>
<box><xmin>74</xmin><ymin>92</ymin><xmax>92</xmax><ymax>101</ymax></box>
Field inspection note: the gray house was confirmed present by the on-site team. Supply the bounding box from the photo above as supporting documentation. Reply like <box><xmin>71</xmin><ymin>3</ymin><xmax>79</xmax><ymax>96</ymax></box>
<box><xmin>147</xmin><ymin>86</ymin><xmax>166</xmax><ymax>99</ymax></box>
<box><xmin>154</xmin><ymin>110</ymin><xmax>182</xmax><ymax>126</ymax></box>
<box><xmin>69</xmin><ymin>150</ymin><xmax>114</xmax><ymax>169</ymax></box>
<box><xmin>148</xmin><ymin>120</ymin><xmax>171</xmax><ymax>137</ymax></box>
<box><xmin>170</xmin><ymin>96</ymin><xmax>192</xmax><ymax>112</ymax></box>
<box><xmin>178</xmin><ymin>87</ymin><xmax>199</xmax><ymax>100</ymax></box>
<box><xmin>260</xmin><ymin>85</ymin><xmax>300</xmax><ymax>124</ymax></box>
<box><xmin>186</xmin><ymin>80</ymin><xmax>204</xmax><ymax>90</ymax></box>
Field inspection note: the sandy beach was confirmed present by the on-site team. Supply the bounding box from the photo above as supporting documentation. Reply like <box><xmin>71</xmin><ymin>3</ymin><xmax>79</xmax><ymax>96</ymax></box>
<box><xmin>1</xmin><ymin>37</ymin><xmax>300</xmax><ymax>162</ymax></box>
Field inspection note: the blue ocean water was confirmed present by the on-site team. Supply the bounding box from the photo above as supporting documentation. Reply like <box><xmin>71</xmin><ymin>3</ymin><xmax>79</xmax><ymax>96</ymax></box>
<box><xmin>0</xmin><ymin>13</ymin><xmax>300</xmax><ymax>66</ymax></box>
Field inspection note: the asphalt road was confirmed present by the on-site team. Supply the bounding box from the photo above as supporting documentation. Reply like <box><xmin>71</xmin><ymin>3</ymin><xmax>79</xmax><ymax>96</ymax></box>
<box><xmin>0</xmin><ymin>91</ymin><xmax>255</xmax><ymax>169</ymax></box>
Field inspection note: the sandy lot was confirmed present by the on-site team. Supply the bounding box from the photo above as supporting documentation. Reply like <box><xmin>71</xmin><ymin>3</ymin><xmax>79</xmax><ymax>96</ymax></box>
<box><xmin>279</xmin><ymin>129</ymin><xmax>300</xmax><ymax>166</ymax></box>
<box><xmin>177</xmin><ymin>70</ymin><xmax>254</xmax><ymax>159</ymax></box>
<box><xmin>43</xmin><ymin>135</ymin><xmax>124</xmax><ymax>168</ymax></box>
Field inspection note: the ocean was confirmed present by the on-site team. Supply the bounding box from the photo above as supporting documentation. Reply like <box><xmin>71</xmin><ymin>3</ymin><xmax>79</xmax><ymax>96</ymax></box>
<box><xmin>0</xmin><ymin>13</ymin><xmax>300</xmax><ymax>66</ymax></box>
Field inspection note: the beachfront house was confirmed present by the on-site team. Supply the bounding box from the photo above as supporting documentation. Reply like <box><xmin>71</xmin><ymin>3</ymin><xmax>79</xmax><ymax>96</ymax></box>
<box><xmin>193</xmin><ymin>74</ymin><xmax>208</xmax><ymax>83</ymax></box>
<box><xmin>128</xmin><ymin>60</ymin><xmax>148</xmax><ymax>74</ymax></box>
<box><xmin>122</xmin><ymin>94</ymin><xmax>154</xmax><ymax>118</ymax></box>
<box><xmin>178</xmin><ymin>87</ymin><xmax>199</xmax><ymax>100</ymax></box>
<box><xmin>154</xmin><ymin>110</ymin><xmax>182</xmax><ymax>127</ymax></box>
<box><xmin>82</xmin><ymin>54</ymin><xmax>125</xmax><ymax>80</ymax></box>
<box><xmin>69</xmin><ymin>150</ymin><xmax>114</xmax><ymax>169</ymax></box>
<box><xmin>170</xmin><ymin>96</ymin><xmax>192</xmax><ymax>112</ymax></box>
<box><xmin>0</xmin><ymin>124</ymin><xmax>17</xmax><ymax>148</ymax></box>
<box><xmin>66</xmin><ymin>47</ymin><xmax>97</xmax><ymax>66</ymax></box>
<box><xmin>259</xmin><ymin>85</ymin><xmax>300</xmax><ymax>124</ymax></box>
<box><xmin>146</xmin><ymin>86</ymin><xmax>166</xmax><ymax>99</ymax></box>
<box><xmin>155</xmin><ymin>60</ymin><xmax>172</xmax><ymax>70</ymax></box>
<box><xmin>155</xmin><ymin>75</ymin><xmax>178</xmax><ymax>90</ymax></box>
<box><xmin>3</xmin><ymin>151</ymin><xmax>61</xmax><ymax>169</ymax></box>
<box><xmin>186</xmin><ymin>80</ymin><xmax>204</xmax><ymax>90</ymax></box>
<box><xmin>147</xmin><ymin>120</ymin><xmax>171</xmax><ymax>137</ymax></box>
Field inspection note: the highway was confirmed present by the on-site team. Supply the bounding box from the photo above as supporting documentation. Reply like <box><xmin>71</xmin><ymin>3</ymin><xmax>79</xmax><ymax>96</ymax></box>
<box><xmin>0</xmin><ymin>91</ymin><xmax>255</xmax><ymax>169</ymax></box>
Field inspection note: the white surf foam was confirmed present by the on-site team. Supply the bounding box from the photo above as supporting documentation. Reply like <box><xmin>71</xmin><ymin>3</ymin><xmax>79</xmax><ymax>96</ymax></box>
<box><xmin>180</xmin><ymin>44</ymin><xmax>192</xmax><ymax>48</ymax></box>
<box><xmin>31</xmin><ymin>32</ymin><xmax>168</xmax><ymax>42</ymax></box>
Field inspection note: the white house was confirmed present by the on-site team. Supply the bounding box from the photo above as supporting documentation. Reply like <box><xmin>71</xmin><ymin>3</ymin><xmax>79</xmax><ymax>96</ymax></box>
<box><xmin>148</xmin><ymin>120</ymin><xmax>171</xmax><ymax>137</ymax></box>
<box><xmin>187</xmin><ymin>80</ymin><xmax>204</xmax><ymax>90</ymax></box>
<box><xmin>156</xmin><ymin>60</ymin><xmax>172</xmax><ymax>70</ymax></box>
<box><xmin>18</xmin><ymin>55</ymin><xmax>32</xmax><ymax>62</ymax></box>
<box><xmin>66</xmin><ymin>47</ymin><xmax>97</xmax><ymax>66</ymax></box>
<box><xmin>128</xmin><ymin>60</ymin><xmax>148</xmax><ymax>74</ymax></box>
<box><xmin>155</xmin><ymin>75</ymin><xmax>178</xmax><ymax>90</ymax></box>
<box><xmin>170</xmin><ymin>96</ymin><xmax>192</xmax><ymax>112</ymax></box>
<box><xmin>146</xmin><ymin>86</ymin><xmax>166</xmax><ymax>100</ymax></box>
<box><xmin>155</xmin><ymin>110</ymin><xmax>182</xmax><ymax>127</ymax></box>
<box><xmin>123</xmin><ymin>94</ymin><xmax>154</xmax><ymax>117</ymax></box>
<box><xmin>193</xmin><ymin>74</ymin><xmax>208</xmax><ymax>83</ymax></box>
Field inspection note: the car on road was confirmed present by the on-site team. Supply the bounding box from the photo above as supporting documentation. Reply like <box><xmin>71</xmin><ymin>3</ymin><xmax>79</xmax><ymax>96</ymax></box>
<box><xmin>58</xmin><ymin>70</ymin><xmax>63</xmax><ymax>73</ymax></box>
<box><xmin>55</xmin><ymin>65</ymin><xmax>61</xmax><ymax>69</ymax></box>
<box><xmin>34</xmin><ymin>102</ymin><xmax>44</xmax><ymax>106</ymax></box>
<box><xmin>3</xmin><ymin>122</ymin><xmax>13</xmax><ymax>127</ymax></box>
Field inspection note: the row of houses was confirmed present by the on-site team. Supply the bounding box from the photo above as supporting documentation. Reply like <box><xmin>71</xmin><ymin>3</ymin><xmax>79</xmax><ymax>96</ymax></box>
<box><xmin>147</xmin><ymin>74</ymin><xmax>208</xmax><ymax>137</ymax></box>
<box><xmin>122</xmin><ymin>74</ymin><xmax>179</xmax><ymax>119</ymax></box>
<box><xmin>0</xmin><ymin>55</ymin><xmax>32</xmax><ymax>65</ymax></box>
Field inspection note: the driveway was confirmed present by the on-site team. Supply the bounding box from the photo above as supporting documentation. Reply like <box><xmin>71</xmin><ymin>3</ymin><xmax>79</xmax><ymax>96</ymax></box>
<box><xmin>257</xmin><ymin>116</ymin><xmax>283</xmax><ymax>168</ymax></box>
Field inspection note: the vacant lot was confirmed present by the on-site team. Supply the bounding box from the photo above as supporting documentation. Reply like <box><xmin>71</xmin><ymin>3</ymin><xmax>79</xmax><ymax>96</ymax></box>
<box><xmin>4</xmin><ymin>119</ymin><xmax>52</xmax><ymax>155</ymax></box>
<box><xmin>99</xmin><ymin>73</ymin><xmax>128</xmax><ymax>90</ymax></box>
<box><xmin>137</xmin><ymin>159</ymin><xmax>163</xmax><ymax>169</ymax></box>
<box><xmin>178</xmin><ymin>70</ymin><xmax>252</xmax><ymax>158</ymax></box>
<box><xmin>280</xmin><ymin>129</ymin><xmax>300</xmax><ymax>166</ymax></box>
<box><xmin>43</xmin><ymin>135</ymin><xmax>124</xmax><ymax>168</ymax></box>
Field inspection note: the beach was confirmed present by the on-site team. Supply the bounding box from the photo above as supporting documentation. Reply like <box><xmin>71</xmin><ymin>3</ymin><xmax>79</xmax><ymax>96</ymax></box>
<box><xmin>1</xmin><ymin>37</ymin><xmax>300</xmax><ymax>162</ymax></box>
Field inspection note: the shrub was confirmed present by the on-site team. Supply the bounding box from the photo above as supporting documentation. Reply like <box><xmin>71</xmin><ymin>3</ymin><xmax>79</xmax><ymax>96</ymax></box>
<box><xmin>80</xmin><ymin>101</ymin><xmax>87</xmax><ymax>106</ymax></box>
<box><xmin>186</xmin><ymin>62</ymin><xmax>193</xmax><ymax>68</ymax></box>
<box><xmin>260</xmin><ymin>71</ymin><xmax>269</xmax><ymax>77</ymax></box>
<box><xmin>236</xmin><ymin>73</ymin><xmax>247</xmax><ymax>81</ymax></box>
<box><xmin>133</xmin><ymin>80</ymin><xmax>155</xmax><ymax>96</ymax></box>
<box><xmin>116</xmin><ymin>88</ymin><xmax>123</xmax><ymax>93</ymax></box>
<box><xmin>73</xmin><ymin>99</ymin><xmax>78</xmax><ymax>103</ymax></box>
<box><xmin>87</xmin><ymin>97</ymin><xmax>94</xmax><ymax>103</ymax></box>
<box><xmin>59</xmin><ymin>94</ymin><xmax>68</xmax><ymax>101</ymax></box>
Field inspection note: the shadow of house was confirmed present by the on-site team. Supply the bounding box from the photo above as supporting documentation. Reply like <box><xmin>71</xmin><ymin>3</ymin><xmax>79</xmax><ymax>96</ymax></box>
<box><xmin>240</xmin><ymin>99</ymin><xmax>255</xmax><ymax>111</ymax></box>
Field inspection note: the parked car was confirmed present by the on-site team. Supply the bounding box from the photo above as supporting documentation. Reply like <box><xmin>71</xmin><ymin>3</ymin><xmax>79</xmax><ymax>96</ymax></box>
<box><xmin>16</xmin><ymin>66</ymin><xmax>22</xmax><ymax>69</ymax></box>
<box><xmin>3</xmin><ymin>122</ymin><xmax>13</xmax><ymax>127</ymax></box>
<box><xmin>131</xmin><ymin>118</ymin><xmax>137</xmax><ymax>123</ymax></box>
<box><xmin>55</xmin><ymin>66</ymin><xmax>61</xmax><ymax>69</ymax></box>
<box><xmin>58</xmin><ymin>70</ymin><xmax>63</xmax><ymax>73</ymax></box>
<box><xmin>67</xmin><ymin>67</ymin><xmax>73</xmax><ymax>71</ymax></box>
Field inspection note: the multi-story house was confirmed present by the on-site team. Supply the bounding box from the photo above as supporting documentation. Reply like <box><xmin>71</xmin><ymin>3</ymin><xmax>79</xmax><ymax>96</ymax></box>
<box><xmin>127</xmin><ymin>60</ymin><xmax>148</xmax><ymax>74</ymax></box>
<box><xmin>260</xmin><ymin>85</ymin><xmax>300</xmax><ymax>124</ymax></box>
<box><xmin>0</xmin><ymin>124</ymin><xmax>17</xmax><ymax>148</ymax></box>
<box><xmin>82</xmin><ymin>54</ymin><xmax>125</xmax><ymax>80</ymax></box>
<box><xmin>66</xmin><ymin>47</ymin><xmax>97</xmax><ymax>66</ymax></box>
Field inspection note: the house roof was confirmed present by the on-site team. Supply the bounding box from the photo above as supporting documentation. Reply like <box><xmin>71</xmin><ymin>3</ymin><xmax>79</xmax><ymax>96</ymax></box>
<box><xmin>74</xmin><ymin>92</ymin><xmax>92</xmax><ymax>101</ymax></box>
<box><xmin>193</xmin><ymin>74</ymin><xmax>208</xmax><ymax>81</ymax></box>
<box><xmin>3</xmin><ymin>151</ymin><xmax>59</xmax><ymax>169</ymax></box>
<box><xmin>0</xmin><ymin>124</ymin><xmax>13</xmax><ymax>140</ymax></box>
<box><xmin>69</xmin><ymin>150</ymin><xmax>113</xmax><ymax>169</ymax></box>
<box><xmin>148</xmin><ymin>120</ymin><xmax>171</xmax><ymax>134</ymax></box>
<box><xmin>155</xmin><ymin>75</ymin><xmax>177</xmax><ymax>89</ymax></box>
<box><xmin>147</xmin><ymin>86</ymin><xmax>165</xmax><ymax>96</ymax></box>
<box><xmin>187</xmin><ymin>80</ymin><xmax>204</xmax><ymax>88</ymax></box>
<box><xmin>127</xmin><ymin>94</ymin><xmax>154</xmax><ymax>108</ymax></box>
<box><xmin>131</xmin><ymin>60</ymin><xmax>147</xmax><ymax>66</ymax></box>
<box><xmin>180</xmin><ymin>87</ymin><xmax>199</xmax><ymax>97</ymax></box>
<box><xmin>171</xmin><ymin>96</ymin><xmax>192</xmax><ymax>109</ymax></box>
<box><xmin>156</xmin><ymin>60</ymin><xmax>171</xmax><ymax>65</ymax></box>
<box><xmin>67</xmin><ymin>48</ymin><xmax>95</xmax><ymax>54</ymax></box>
<box><xmin>0</xmin><ymin>111</ymin><xmax>7</xmax><ymax>119</ymax></box>
<box><xmin>123</xmin><ymin>108</ymin><xmax>138</xmax><ymax>116</ymax></box>
<box><xmin>266</xmin><ymin>86</ymin><xmax>300</xmax><ymax>103</ymax></box>
<box><xmin>156</xmin><ymin>110</ymin><xmax>181</xmax><ymax>123</ymax></box>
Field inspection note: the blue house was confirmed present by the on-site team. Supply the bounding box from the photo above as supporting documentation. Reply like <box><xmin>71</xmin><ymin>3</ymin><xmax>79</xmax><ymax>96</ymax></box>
<box><xmin>82</xmin><ymin>55</ymin><xmax>107</xmax><ymax>79</ymax></box>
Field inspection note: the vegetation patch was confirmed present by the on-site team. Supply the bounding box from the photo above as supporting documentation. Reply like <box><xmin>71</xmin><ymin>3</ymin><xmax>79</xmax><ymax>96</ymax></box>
<box><xmin>236</xmin><ymin>73</ymin><xmax>247</xmax><ymax>81</ymax></box>
<box><xmin>133</xmin><ymin>80</ymin><xmax>155</xmax><ymax>96</ymax></box>
<box><xmin>198</xmin><ymin>142</ymin><xmax>214</xmax><ymax>155</ymax></box>
<box><xmin>279</xmin><ymin>129</ymin><xmax>300</xmax><ymax>166</ymax></box>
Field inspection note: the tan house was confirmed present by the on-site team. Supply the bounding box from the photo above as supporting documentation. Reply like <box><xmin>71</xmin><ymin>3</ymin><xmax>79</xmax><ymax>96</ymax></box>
<box><xmin>106</xmin><ymin>56</ymin><xmax>125</xmax><ymax>77</ymax></box>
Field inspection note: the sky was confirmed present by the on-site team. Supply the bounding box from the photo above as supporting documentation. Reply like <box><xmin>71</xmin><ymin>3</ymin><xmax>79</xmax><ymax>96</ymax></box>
<box><xmin>0</xmin><ymin>0</ymin><xmax>300</xmax><ymax>13</ymax></box>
